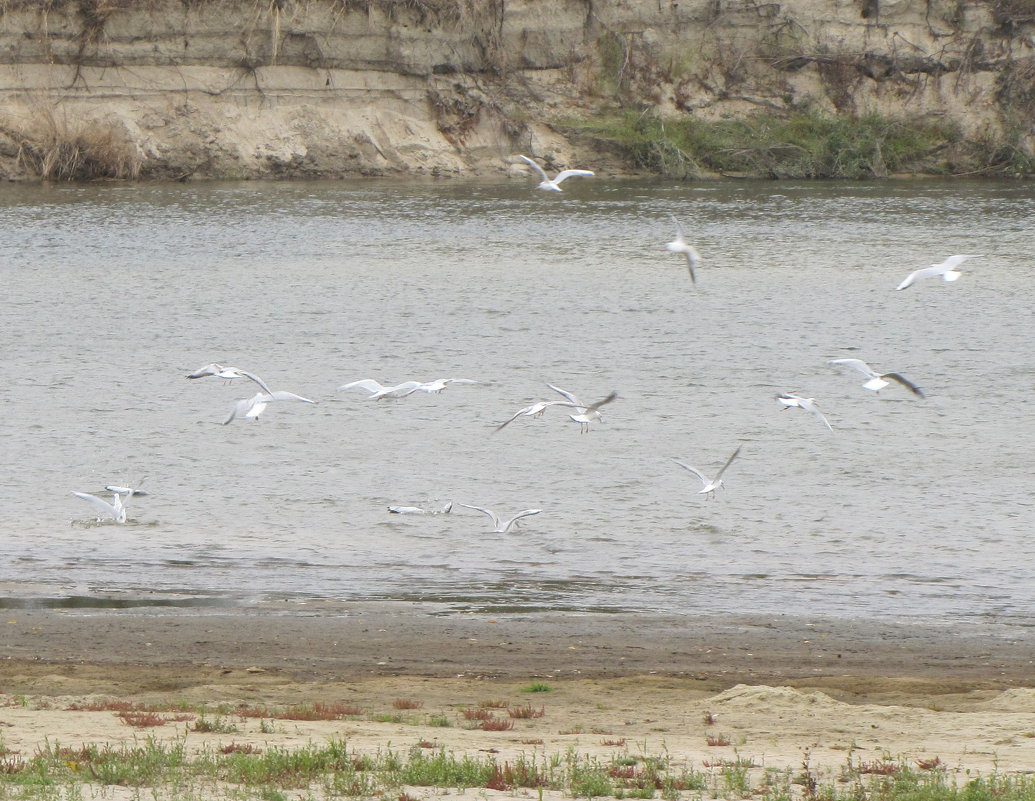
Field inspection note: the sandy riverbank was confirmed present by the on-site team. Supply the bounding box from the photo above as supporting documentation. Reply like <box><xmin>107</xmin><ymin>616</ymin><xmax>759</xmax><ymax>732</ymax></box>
<box><xmin>3</xmin><ymin>603</ymin><xmax>1035</xmax><ymax>795</ymax></box>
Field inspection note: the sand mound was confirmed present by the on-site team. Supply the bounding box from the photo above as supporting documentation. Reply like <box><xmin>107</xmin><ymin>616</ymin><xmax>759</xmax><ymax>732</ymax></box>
<box><xmin>977</xmin><ymin>688</ymin><xmax>1035</xmax><ymax>713</ymax></box>
<box><xmin>708</xmin><ymin>683</ymin><xmax>850</xmax><ymax>712</ymax></box>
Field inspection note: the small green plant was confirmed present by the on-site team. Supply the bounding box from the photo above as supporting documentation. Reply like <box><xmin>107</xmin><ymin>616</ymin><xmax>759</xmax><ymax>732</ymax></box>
<box><xmin>191</xmin><ymin>715</ymin><xmax>239</xmax><ymax>734</ymax></box>
<box><xmin>522</xmin><ymin>682</ymin><xmax>553</xmax><ymax>693</ymax></box>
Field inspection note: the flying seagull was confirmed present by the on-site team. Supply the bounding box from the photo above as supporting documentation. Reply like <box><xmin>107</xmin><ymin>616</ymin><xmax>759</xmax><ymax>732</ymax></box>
<box><xmin>546</xmin><ymin>385</ymin><xmax>619</xmax><ymax>433</ymax></box>
<box><xmin>494</xmin><ymin>399</ymin><xmax>582</xmax><ymax>431</ymax></box>
<box><xmin>517</xmin><ymin>154</ymin><xmax>594</xmax><ymax>192</ymax></box>
<box><xmin>665</xmin><ymin>216</ymin><xmax>701</xmax><ymax>286</ymax></box>
<box><xmin>895</xmin><ymin>255</ymin><xmax>982</xmax><ymax>290</ymax></box>
<box><xmin>415</xmin><ymin>378</ymin><xmax>480</xmax><ymax>393</ymax></box>
<box><xmin>338</xmin><ymin>379</ymin><xmax>423</xmax><ymax>400</ymax></box>
<box><xmin>828</xmin><ymin>358</ymin><xmax>925</xmax><ymax>398</ymax></box>
<box><xmin>674</xmin><ymin>445</ymin><xmax>742</xmax><ymax>499</ymax></box>
<box><xmin>458</xmin><ymin>503</ymin><xmax>542</xmax><ymax>533</ymax></box>
<box><xmin>224</xmin><ymin>391</ymin><xmax>316</xmax><ymax>424</ymax></box>
<box><xmin>776</xmin><ymin>393</ymin><xmax>833</xmax><ymax>431</ymax></box>
<box><xmin>186</xmin><ymin>363</ymin><xmax>274</xmax><ymax>395</ymax></box>
<box><xmin>71</xmin><ymin>491</ymin><xmax>127</xmax><ymax>524</ymax></box>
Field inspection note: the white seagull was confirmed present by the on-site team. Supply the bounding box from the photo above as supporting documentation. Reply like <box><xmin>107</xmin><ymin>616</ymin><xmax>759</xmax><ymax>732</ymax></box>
<box><xmin>224</xmin><ymin>391</ymin><xmax>316</xmax><ymax>424</ymax></box>
<box><xmin>666</xmin><ymin>217</ymin><xmax>701</xmax><ymax>286</ymax></box>
<box><xmin>71</xmin><ymin>491</ymin><xmax>127</xmax><ymax>524</ymax></box>
<box><xmin>494</xmin><ymin>400</ymin><xmax>581</xmax><ymax>431</ymax></box>
<box><xmin>776</xmin><ymin>393</ymin><xmax>833</xmax><ymax>431</ymax></box>
<box><xmin>828</xmin><ymin>358</ymin><xmax>925</xmax><ymax>398</ymax></box>
<box><xmin>186</xmin><ymin>363</ymin><xmax>274</xmax><ymax>395</ymax></box>
<box><xmin>517</xmin><ymin>154</ymin><xmax>594</xmax><ymax>192</ymax></box>
<box><xmin>458</xmin><ymin>504</ymin><xmax>542</xmax><ymax>533</ymax></box>
<box><xmin>895</xmin><ymin>255</ymin><xmax>982</xmax><ymax>290</ymax></box>
<box><xmin>104</xmin><ymin>483</ymin><xmax>149</xmax><ymax>497</ymax></box>
<box><xmin>674</xmin><ymin>445</ymin><xmax>742</xmax><ymax>499</ymax></box>
<box><xmin>388</xmin><ymin>501</ymin><xmax>454</xmax><ymax>515</ymax></box>
<box><xmin>416</xmin><ymin>378</ymin><xmax>480</xmax><ymax>393</ymax></box>
<box><xmin>547</xmin><ymin>385</ymin><xmax>619</xmax><ymax>432</ymax></box>
<box><xmin>338</xmin><ymin>379</ymin><xmax>423</xmax><ymax>400</ymax></box>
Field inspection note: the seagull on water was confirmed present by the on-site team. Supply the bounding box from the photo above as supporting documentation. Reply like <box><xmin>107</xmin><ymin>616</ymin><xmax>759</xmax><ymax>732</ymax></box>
<box><xmin>895</xmin><ymin>255</ymin><xmax>982</xmax><ymax>290</ymax></box>
<box><xmin>828</xmin><ymin>358</ymin><xmax>925</xmax><ymax>398</ymax></box>
<box><xmin>458</xmin><ymin>504</ymin><xmax>542</xmax><ymax>533</ymax></box>
<box><xmin>186</xmin><ymin>363</ymin><xmax>274</xmax><ymax>395</ymax></box>
<box><xmin>674</xmin><ymin>445</ymin><xmax>742</xmax><ymax>499</ymax></box>
<box><xmin>388</xmin><ymin>501</ymin><xmax>454</xmax><ymax>515</ymax></box>
<box><xmin>103</xmin><ymin>482</ymin><xmax>149</xmax><ymax>497</ymax></box>
<box><xmin>224</xmin><ymin>391</ymin><xmax>316</xmax><ymax>424</ymax></box>
<box><xmin>338</xmin><ymin>379</ymin><xmax>423</xmax><ymax>400</ymax></box>
<box><xmin>71</xmin><ymin>491</ymin><xmax>127</xmax><ymax>524</ymax></box>
<box><xmin>776</xmin><ymin>393</ymin><xmax>833</xmax><ymax>431</ymax></box>
<box><xmin>666</xmin><ymin>216</ymin><xmax>701</xmax><ymax>286</ymax></box>
<box><xmin>517</xmin><ymin>154</ymin><xmax>594</xmax><ymax>192</ymax></box>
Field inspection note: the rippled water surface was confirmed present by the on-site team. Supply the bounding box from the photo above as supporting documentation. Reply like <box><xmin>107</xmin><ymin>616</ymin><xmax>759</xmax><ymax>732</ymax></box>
<box><xmin>2</xmin><ymin>178</ymin><xmax>1033</xmax><ymax>621</ymax></box>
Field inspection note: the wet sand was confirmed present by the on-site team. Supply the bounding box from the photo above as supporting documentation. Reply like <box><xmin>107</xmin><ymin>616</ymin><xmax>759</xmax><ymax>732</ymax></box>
<box><xmin>4</xmin><ymin>602</ymin><xmax>1035</xmax><ymax>789</ymax></box>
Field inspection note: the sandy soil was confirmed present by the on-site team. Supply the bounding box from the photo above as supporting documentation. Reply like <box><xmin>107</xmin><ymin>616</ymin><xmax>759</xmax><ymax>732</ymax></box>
<box><xmin>3</xmin><ymin>603</ymin><xmax>1035</xmax><ymax>795</ymax></box>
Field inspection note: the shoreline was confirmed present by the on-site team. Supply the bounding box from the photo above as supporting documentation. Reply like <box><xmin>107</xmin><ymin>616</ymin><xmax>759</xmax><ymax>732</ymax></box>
<box><xmin>4</xmin><ymin>603</ymin><xmax>1034</xmax><ymax>694</ymax></box>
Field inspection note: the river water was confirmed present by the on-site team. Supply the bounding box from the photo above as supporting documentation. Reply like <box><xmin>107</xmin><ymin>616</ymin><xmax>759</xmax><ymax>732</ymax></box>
<box><xmin>1</xmin><ymin>177</ymin><xmax>1032</xmax><ymax>623</ymax></box>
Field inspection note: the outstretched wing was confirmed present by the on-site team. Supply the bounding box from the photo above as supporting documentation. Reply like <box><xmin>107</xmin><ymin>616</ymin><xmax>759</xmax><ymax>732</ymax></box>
<box><xmin>713</xmin><ymin>445</ymin><xmax>742</xmax><ymax>482</ymax></box>
<box><xmin>673</xmin><ymin>460</ymin><xmax>708</xmax><ymax>488</ymax></box>
<box><xmin>552</xmin><ymin>169</ymin><xmax>594</xmax><ymax>184</ymax></box>
<box><xmin>71</xmin><ymin>491</ymin><xmax>115</xmax><ymax>517</ymax></box>
<box><xmin>882</xmin><ymin>372</ymin><xmax>925</xmax><ymax>398</ymax></box>
<box><xmin>801</xmin><ymin>400</ymin><xmax>833</xmax><ymax>431</ymax></box>
<box><xmin>500</xmin><ymin>509</ymin><xmax>542</xmax><ymax>532</ymax></box>
<box><xmin>234</xmin><ymin>369</ymin><xmax>274</xmax><ymax>396</ymax></box>
<box><xmin>896</xmin><ymin>266</ymin><xmax>940</xmax><ymax>290</ymax></box>
<box><xmin>338</xmin><ymin>379</ymin><xmax>385</xmax><ymax>394</ymax></box>
<box><xmin>495</xmin><ymin>405</ymin><xmax>534</xmax><ymax>432</ymax></box>
<box><xmin>457</xmin><ymin>503</ymin><xmax>500</xmax><ymax>528</ymax></box>
<box><xmin>828</xmin><ymin>358</ymin><xmax>876</xmax><ymax>378</ymax></box>
<box><xmin>269</xmin><ymin>391</ymin><xmax>316</xmax><ymax>404</ymax></box>
<box><xmin>517</xmin><ymin>154</ymin><xmax>549</xmax><ymax>182</ymax></box>
<box><xmin>546</xmin><ymin>383</ymin><xmax>582</xmax><ymax>408</ymax></box>
<box><xmin>186</xmin><ymin>363</ymin><xmax>222</xmax><ymax>379</ymax></box>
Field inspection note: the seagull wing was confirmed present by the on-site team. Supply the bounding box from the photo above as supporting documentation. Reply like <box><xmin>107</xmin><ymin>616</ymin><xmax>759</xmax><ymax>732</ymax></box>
<box><xmin>71</xmin><ymin>491</ymin><xmax>117</xmax><ymax>518</ymax></box>
<box><xmin>338</xmin><ymin>379</ymin><xmax>385</xmax><ymax>394</ymax></box>
<box><xmin>896</xmin><ymin>265</ymin><xmax>942</xmax><ymax>290</ymax></box>
<box><xmin>457</xmin><ymin>503</ymin><xmax>501</xmax><ymax>528</ymax></box>
<box><xmin>938</xmin><ymin>254</ymin><xmax>981</xmax><ymax>269</ymax></box>
<box><xmin>517</xmin><ymin>154</ymin><xmax>549</xmax><ymax>182</ymax></box>
<box><xmin>881</xmin><ymin>372</ymin><xmax>925</xmax><ymax>398</ymax></box>
<box><xmin>546</xmin><ymin>383</ymin><xmax>582</xmax><ymax>408</ymax></box>
<box><xmin>673</xmin><ymin>460</ymin><xmax>708</xmax><ymax>488</ymax></box>
<box><xmin>494</xmin><ymin>405</ymin><xmax>535</xmax><ymax>432</ymax></box>
<box><xmin>683</xmin><ymin>250</ymin><xmax>698</xmax><ymax>285</ymax></box>
<box><xmin>800</xmin><ymin>399</ymin><xmax>833</xmax><ymax>431</ymax></box>
<box><xmin>269</xmin><ymin>391</ymin><xmax>316</xmax><ymax>404</ymax></box>
<box><xmin>828</xmin><ymin>358</ymin><xmax>877</xmax><ymax>379</ymax></box>
<box><xmin>552</xmin><ymin>169</ymin><xmax>594</xmax><ymax>184</ymax></box>
<box><xmin>186</xmin><ymin>363</ymin><xmax>222</xmax><ymax>379</ymax></box>
<box><xmin>584</xmin><ymin>391</ymin><xmax>618</xmax><ymax>414</ymax></box>
<box><xmin>499</xmin><ymin>509</ymin><xmax>542</xmax><ymax>532</ymax></box>
<box><xmin>713</xmin><ymin>445</ymin><xmax>742</xmax><ymax>482</ymax></box>
<box><xmin>235</xmin><ymin>369</ymin><xmax>274</xmax><ymax>396</ymax></box>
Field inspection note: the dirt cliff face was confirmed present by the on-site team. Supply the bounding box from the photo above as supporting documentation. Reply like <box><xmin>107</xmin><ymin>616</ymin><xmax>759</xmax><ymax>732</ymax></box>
<box><xmin>0</xmin><ymin>0</ymin><xmax>1031</xmax><ymax>180</ymax></box>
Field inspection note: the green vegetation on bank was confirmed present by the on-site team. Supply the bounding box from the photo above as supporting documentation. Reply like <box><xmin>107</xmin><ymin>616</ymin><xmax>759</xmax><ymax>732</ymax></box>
<box><xmin>2</xmin><ymin>737</ymin><xmax>1035</xmax><ymax>801</ymax></box>
<box><xmin>565</xmin><ymin>109</ymin><xmax>1035</xmax><ymax>179</ymax></box>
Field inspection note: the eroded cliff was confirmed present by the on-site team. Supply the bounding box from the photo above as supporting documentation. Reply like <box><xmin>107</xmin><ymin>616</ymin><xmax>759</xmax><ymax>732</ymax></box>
<box><xmin>0</xmin><ymin>0</ymin><xmax>1031</xmax><ymax>180</ymax></box>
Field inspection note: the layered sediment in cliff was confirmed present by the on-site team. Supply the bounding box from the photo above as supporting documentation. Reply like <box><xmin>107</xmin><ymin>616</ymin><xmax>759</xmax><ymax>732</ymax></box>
<box><xmin>0</xmin><ymin>0</ymin><xmax>1031</xmax><ymax>180</ymax></box>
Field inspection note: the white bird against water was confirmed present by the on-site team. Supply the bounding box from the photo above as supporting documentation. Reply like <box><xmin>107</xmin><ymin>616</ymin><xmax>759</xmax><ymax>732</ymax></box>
<box><xmin>223</xmin><ymin>391</ymin><xmax>316</xmax><ymax>424</ymax></box>
<box><xmin>674</xmin><ymin>445</ymin><xmax>742</xmax><ymax>499</ymax></box>
<box><xmin>547</xmin><ymin>385</ymin><xmax>619</xmax><ymax>432</ymax></box>
<box><xmin>665</xmin><ymin>216</ymin><xmax>701</xmax><ymax>286</ymax></box>
<box><xmin>104</xmin><ymin>483</ymin><xmax>149</xmax><ymax>497</ymax></box>
<box><xmin>71</xmin><ymin>491</ymin><xmax>127</xmax><ymax>524</ymax></box>
<box><xmin>828</xmin><ymin>358</ymin><xmax>925</xmax><ymax>398</ymax></box>
<box><xmin>388</xmin><ymin>501</ymin><xmax>454</xmax><ymax>515</ymax></box>
<box><xmin>494</xmin><ymin>400</ymin><xmax>580</xmax><ymax>431</ymax></box>
<box><xmin>776</xmin><ymin>393</ymin><xmax>833</xmax><ymax>431</ymax></box>
<box><xmin>415</xmin><ymin>378</ymin><xmax>480</xmax><ymax>393</ymax></box>
<box><xmin>895</xmin><ymin>254</ymin><xmax>982</xmax><ymax>290</ymax></box>
<box><xmin>338</xmin><ymin>379</ymin><xmax>423</xmax><ymax>400</ymax></box>
<box><xmin>186</xmin><ymin>363</ymin><xmax>274</xmax><ymax>395</ymax></box>
<box><xmin>517</xmin><ymin>154</ymin><xmax>594</xmax><ymax>192</ymax></box>
<box><xmin>458</xmin><ymin>503</ymin><xmax>542</xmax><ymax>533</ymax></box>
